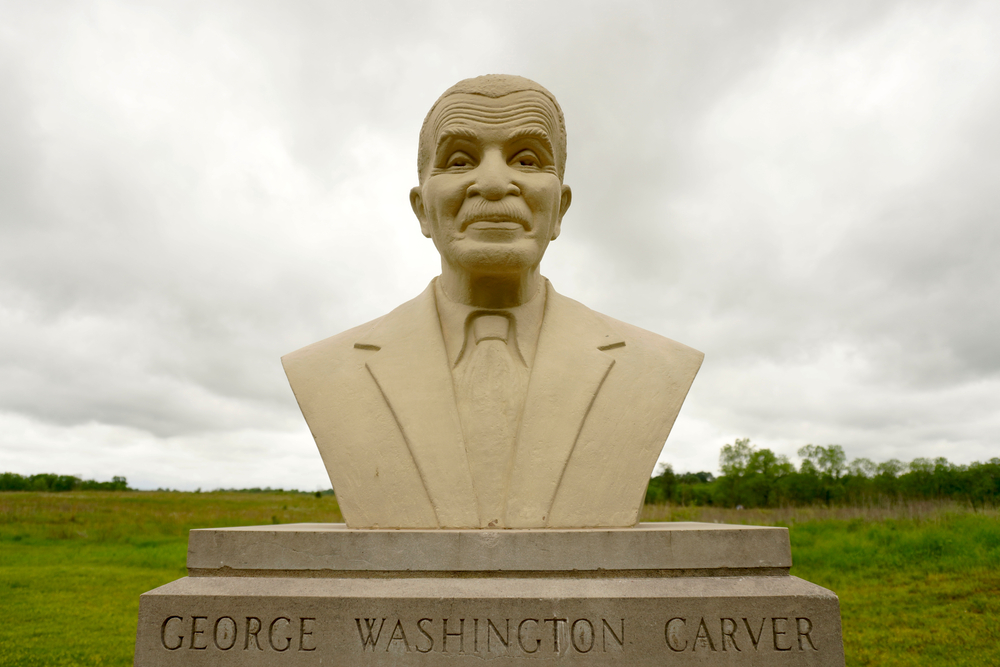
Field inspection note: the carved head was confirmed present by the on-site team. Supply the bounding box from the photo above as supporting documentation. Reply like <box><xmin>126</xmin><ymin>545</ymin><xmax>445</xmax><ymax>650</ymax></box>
<box><xmin>416</xmin><ymin>75</ymin><xmax>568</xmax><ymax>183</ymax></box>
<box><xmin>410</xmin><ymin>74</ymin><xmax>572</xmax><ymax>282</ymax></box>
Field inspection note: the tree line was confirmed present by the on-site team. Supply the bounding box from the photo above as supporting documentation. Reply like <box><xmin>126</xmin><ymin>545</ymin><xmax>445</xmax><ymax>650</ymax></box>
<box><xmin>645</xmin><ymin>439</ymin><xmax>1000</xmax><ymax>509</ymax></box>
<box><xmin>0</xmin><ymin>472</ymin><xmax>131</xmax><ymax>492</ymax></box>
<box><xmin>0</xmin><ymin>474</ymin><xmax>336</xmax><ymax>495</ymax></box>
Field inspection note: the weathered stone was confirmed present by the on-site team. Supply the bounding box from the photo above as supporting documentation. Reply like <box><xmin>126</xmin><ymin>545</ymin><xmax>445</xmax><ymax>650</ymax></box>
<box><xmin>186</xmin><ymin>522</ymin><xmax>792</xmax><ymax>576</ymax></box>
<box><xmin>135</xmin><ymin>74</ymin><xmax>844</xmax><ymax>665</ymax></box>
<box><xmin>282</xmin><ymin>74</ymin><xmax>704</xmax><ymax>530</ymax></box>
<box><xmin>135</xmin><ymin>523</ymin><xmax>844</xmax><ymax>666</ymax></box>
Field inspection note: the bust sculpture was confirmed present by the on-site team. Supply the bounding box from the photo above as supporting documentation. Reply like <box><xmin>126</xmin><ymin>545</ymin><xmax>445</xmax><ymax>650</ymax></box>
<box><xmin>282</xmin><ymin>74</ymin><xmax>703</xmax><ymax>529</ymax></box>
<box><xmin>139</xmin><ymin>76</ymin><xmax>842</xmax><ymax>667</ymax></box>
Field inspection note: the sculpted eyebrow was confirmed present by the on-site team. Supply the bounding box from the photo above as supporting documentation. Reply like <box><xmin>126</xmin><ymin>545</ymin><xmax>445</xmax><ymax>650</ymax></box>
<box><xmin>435</xmin><ymin>127</ymin><xmax>479</xmax><ymax>144</ymax></box>
<box><xmin>508</xmin><ymin>128</ymin><xmax>554</xmax><ymax>156</ymax></box>
<box><xmin>432</xmin><ymin>125</ymin><xmax>555</xmax><ymax>161</ymax></box>
<box><xmin>433</xmin><ymin>127</ymin><xmax>478</xmax><ymax>164</ymax></box>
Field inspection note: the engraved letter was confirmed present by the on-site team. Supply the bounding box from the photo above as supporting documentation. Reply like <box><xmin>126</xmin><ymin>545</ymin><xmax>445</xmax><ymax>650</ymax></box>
<box><xmin>543</xmin><ymin>618</ymin><xmax>567</xmax><ymax>652</ymax></box>
<box><xmin>571</xmin><ymin>619</ymin><xmax>594</xmax><ymax>653</ymax></box>
<box><xmin>442</xmin><ymin>618</ymin><xmax>464</xmax><ymax>654</ymax></box>
<box><xmin>518</xmin><ymin>619</ymin><xmax>540</xmax><ymax>654</ymax></box>
<box><xmin>797</xmin><ymin>617</ymin><xmax>818</xmax><ymax>651</ymax></box>
<box><xmin>213</xmin><ymin>617</ymin><xmax>237</xmax><ymax>651</ymax></box>
<box><xmin>665</xmin><ymin>618</ymin><xmax>686</xmax><ymax>652</ymax></box>
<box><xmin>269</xmin><ymin>617</ymin><xmax>291</xmax><ymax>652</ymax></box>
<box><xmin>742</xmin><ymin>618</ymin><xmax>764</xmax><ymax>650</ymax></box>
<box><xmin>355</xmin><ymin>618</ymin><xmax>386</xmax><ymax>651</ymax></box>
<box><xmin>190</xmin><ymin>616</ymin><xmax>208</xmax><ymax>650</ymax></box>
<box><xmin>721</xmin><ymin>618</ymin><xmax>740</xmax><ymax>652</ymax></box>
<box><xmin>488</xmin><ymin>619</ymin><xmax>510</xmax><ymax>653</ymax></box>
<box><xmin>160</xmin><ymin>616</ymin><xmax>183</xmax><ymax>650</ymax></box>
<box><xmin>416</xmin><ymin>618</ymin><xmax>434</xmax><ymax>653</ymax></box>
<box><xmin>693</xmin><ymin>617</ymin><xmax>716</xmax><ymax>652</ymax></box>
<box><xmin>386</xmin><ymin>620</ymin><xmax>410</xmax><ymax>653</ymax></box>
<box><xmin>602</xmin><ymin>618</ymin><xmax>625</xmax><ymax>652</ymax></box>
<box><xmin>299</xmin><ymin>618</ymin><xmax>316</xmax><ymax>652</ymax></box>
<box><xmin>772</xmin><ymin>618</ymin><xmax>792</xmax><ymax>651</ymax></box>
<box><xmin>245</xmin><ymin>617</ymin><xmax>263</xmax><ymax>650</ymax></box>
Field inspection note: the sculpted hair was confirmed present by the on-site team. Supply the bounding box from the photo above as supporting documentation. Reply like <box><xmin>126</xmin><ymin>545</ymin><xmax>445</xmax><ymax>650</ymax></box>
<box><xmin>417</xmin><ymin>74</ymin><xmax>568</xmax><ymax>183</ymax></box>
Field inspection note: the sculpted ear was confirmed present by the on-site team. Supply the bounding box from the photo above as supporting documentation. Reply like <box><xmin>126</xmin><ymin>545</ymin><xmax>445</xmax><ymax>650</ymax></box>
<box><xmin>410</xmin><ymin>187</ymin><xmax>431</xmax><ymax>238</ymax></box>
<box><xmin>551</xmin><ymin>184</ymin><xmax>572</xmax><ymax>240</ymax></box>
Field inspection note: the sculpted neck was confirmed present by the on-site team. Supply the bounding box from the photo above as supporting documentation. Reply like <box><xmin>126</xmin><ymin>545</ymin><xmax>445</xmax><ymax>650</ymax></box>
<box><xmin>438</xmin><ymin>263</ymin><xmax>542</xmax><ymax>309</ymax></box>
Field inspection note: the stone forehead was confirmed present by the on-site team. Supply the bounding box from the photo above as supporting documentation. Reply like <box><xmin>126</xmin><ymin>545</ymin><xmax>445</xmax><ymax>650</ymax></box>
<box><xmin>417</xmin><ymin>74</ymin><xmax>567</xmax><ymax>181</ymax></box>
<box><xmin>430</xmin><ymin>91</ymin><xmax>560</xmax><ymax>134</ymax></box>
<box><xmin>434</xmin><ymin>73</ymin><xmax>561</xmax><ymax>104</ymax></box>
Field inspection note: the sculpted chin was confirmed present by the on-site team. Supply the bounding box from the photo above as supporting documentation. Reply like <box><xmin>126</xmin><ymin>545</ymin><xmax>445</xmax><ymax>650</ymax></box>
<box><xmin>282</xmin><ymin>74</ymin><xmax>703</xmax><ymax>529</ymax></box>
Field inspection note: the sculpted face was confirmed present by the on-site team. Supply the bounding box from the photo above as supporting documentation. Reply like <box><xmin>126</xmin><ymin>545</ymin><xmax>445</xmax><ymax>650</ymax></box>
<box><xmin>280</xmin><ymin>75</ymin><xmax>707</xmax><ymax>531</ymax></box>
<box><xmin>410</xmin><ymin>91</ymin><xmax>572</xmax><ymax>285</ymax></box>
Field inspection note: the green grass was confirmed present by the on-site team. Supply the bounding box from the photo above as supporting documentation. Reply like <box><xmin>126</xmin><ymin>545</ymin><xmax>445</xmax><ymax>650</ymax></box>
<box><xmin>0</xmin><ymin>491</ymin><xmax>343</xmax><ymax>667</ymax></box>
<box><xmin>791</xmin><ymin>516</ymin><xmax>1000</xmax><ymax>666</ymax></box>
<box><xmin>643</xmin><ymin>502</ymin><xmax>1000</xmax><ymax>666</ymax></box>
<box><xmin>2</xmin><ymin>493</ymin><xmax>998</xmax><ymax>665</ymax></box>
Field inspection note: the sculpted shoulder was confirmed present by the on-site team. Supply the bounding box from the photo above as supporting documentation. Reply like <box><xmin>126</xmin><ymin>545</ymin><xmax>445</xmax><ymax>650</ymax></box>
<box><xmin>281</xmin><ymin>317</ymin><xmax>383</xmax><ymax>375</ymax></box>
<box><xmin>280</xmin><ymin>283</ymin><xmax>437</xmax><ymax>381</ymax></box>
<box><xmin>601</xmin><ymin>311</ymin><xmax>704</xmax><ymax>375</ymax></box>
<box><xmin>549</xmin><ymin>289</ymin><xmax>704</xmax><ymax>376</ymax></box>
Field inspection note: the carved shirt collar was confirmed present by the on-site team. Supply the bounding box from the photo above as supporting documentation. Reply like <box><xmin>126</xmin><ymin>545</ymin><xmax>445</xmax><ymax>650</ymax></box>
<box><xmin>433</xmin><ymin>277</ymin><xmax>546</xmax><ymax>369</ymax></box>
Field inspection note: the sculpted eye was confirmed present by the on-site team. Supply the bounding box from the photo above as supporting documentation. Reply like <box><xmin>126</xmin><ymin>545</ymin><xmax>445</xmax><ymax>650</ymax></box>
<box><xmin>446</xmin><ymin>152</ymin><xmax>474</xmax><ymax>169</ymax></box>
<box><xmin>511</xmin><ymin>151</ymin><xmax>541</xmax><ymax>168</ymax></box>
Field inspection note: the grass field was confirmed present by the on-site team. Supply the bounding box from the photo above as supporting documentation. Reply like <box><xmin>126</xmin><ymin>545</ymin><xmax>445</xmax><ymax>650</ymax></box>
<box><xmin>1</xmin><ymin>492</ymin><xmax>998</xmax><ymax>666</ymax></box>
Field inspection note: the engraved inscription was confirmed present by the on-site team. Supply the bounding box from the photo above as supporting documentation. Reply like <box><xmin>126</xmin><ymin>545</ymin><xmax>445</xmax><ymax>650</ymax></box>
<box><xmin>161</xmin><ymin>616</ymin><xmax>183</xmax><ymax>651</ymax></box>
<box><xmin>665</xmin><ymin>616</ymin><xmax>819</xmax><ymax>653</ymax></box>
<box><xmin>190</xmin><ymin>616</ymin><xmax>208</xmax><ymax>650</ymax></box>
<box><xmin>354</xmin><ymin>617</ymin><xmax>625</xmax><ymax>655</ymax></box>
<box><xmin>214</xmin><ymin>617</ymin><xmax>237</xmax><ymax>650</ymax></box>
<box><xmin>270</xmin><ymin>617</ymin><xmax>292</xmax><ymax>652</ymax></box>
<box><xmin>159</xmin><ymin>615</ymin><xmax>316</xmax><ymax>653</ymax></box>
<box><xmin>157</xmin><ymin>611</ymin><xmax>822</xmax><ymax>657</ymax></box>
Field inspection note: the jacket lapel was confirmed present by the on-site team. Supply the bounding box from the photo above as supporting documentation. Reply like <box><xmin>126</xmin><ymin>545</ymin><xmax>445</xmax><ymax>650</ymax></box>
<box><xmin>504</xmin><ymin>283</ymin><xmax>623</xmax><ymax>527</ymax></box>
<box><xmin>358</xmin><ymin>283</ymin><xmax>480</xmax><ymax>528</ymax></box>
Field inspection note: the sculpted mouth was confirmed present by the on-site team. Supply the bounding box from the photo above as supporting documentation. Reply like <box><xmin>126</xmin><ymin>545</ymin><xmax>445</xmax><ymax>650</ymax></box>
<box><xmin>461</xmin><ymin>214</ymin><xmax>530</xmax><ymax>231</ymax></box>
<box><xmin>466</xmin><ymin>221</ymin><xmax>524</xmax><ymax>231</ymax></box>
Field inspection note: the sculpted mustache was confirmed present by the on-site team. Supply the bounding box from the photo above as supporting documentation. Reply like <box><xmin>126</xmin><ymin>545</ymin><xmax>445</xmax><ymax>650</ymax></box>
<box><xmin>459</xmin><ymin>201</ymin><xmax>532</xmax><ymax>230</ymax></box>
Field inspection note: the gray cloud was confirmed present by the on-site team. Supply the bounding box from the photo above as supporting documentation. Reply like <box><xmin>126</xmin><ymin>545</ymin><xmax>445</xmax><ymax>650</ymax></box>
<box><xmin>0</xmin><ymin>0</ymin><xmax>997</xmax><ymax>488</ymax></box>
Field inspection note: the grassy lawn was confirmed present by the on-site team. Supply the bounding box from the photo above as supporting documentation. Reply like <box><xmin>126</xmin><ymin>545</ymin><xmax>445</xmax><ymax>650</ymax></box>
<box><xmin>0</xmin><ymin>491</ymin><xmax>343</xmax><ymax>667</ymax></box>
<box><xmin>792</xmin><ymin>514</ymin><xmax>1000</xmax><ymax>666</ymax></box>
<box><xmin>643</xmin><ymin>503</ymin><xmax>1000</xmax><ymax>666</ymax></box>
<box><xmin>2</xmin><ymin>493</ymin><xmax>998</xmax><ymax>665</ymax></box>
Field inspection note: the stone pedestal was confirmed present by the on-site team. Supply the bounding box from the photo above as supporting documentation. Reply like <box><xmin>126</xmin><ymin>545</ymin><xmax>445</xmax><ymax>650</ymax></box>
<box><xmin>134</xmin><ymin>523</ymin><xmax>844</xmax><ymax>665</ymax></box>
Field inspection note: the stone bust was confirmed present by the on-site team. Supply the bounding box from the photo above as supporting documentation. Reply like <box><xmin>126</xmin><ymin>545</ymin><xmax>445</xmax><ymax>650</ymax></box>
<box><xmin>283</xmin><ymin>74</ymin><xmax>703</xmax><ymax>529</ymax></box>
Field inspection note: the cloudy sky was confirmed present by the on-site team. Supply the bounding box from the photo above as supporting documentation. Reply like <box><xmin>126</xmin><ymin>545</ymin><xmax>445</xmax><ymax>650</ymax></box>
<box><xmin>1</xmin><ymin>0</ymin><xmax>997</xmax><ymax>490</ymax></box>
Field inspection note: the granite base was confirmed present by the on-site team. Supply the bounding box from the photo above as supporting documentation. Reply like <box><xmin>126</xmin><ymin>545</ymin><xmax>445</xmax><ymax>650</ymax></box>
<box><xmin>134</xmin><ymin>523</ymin><xmax>844</xmax><ymax>666</ymax></box>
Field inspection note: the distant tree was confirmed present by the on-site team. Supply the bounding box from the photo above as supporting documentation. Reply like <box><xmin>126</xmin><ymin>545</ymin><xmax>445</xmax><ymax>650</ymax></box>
<box><xmin>848</xmin><ymin>457</ymin><xmax>877</xmax><ymax>478</ymax></box>
<box><xmin>720</xmin><ymin>438</ymin><xmax>753</xmax><ymax>478</ymax></box>
<box><xmin>798</xmin><ymin>444</ymin><xmax>847</xmax><ymax>479</ymax></box>
<box><xmin>0</xmin><ymin>472</ymin><xmax>130</xmax><ymax>492</ymax></box>
<box><xmin>716</xmin><ymin>439</ymin><xmax>793</xmax><ymax>508</ymax></box>
<box><xmin>650</xmin><ymin>447</ymin><xmax>998</xmax><ymax>510</ymax></box>
<box><xmin>678</xmin><ymin>472</ymin><xmax>714</xmax><ymax>484</ymax></box>
<box><xmin>966</xmin><ymin>459</ymin><xmax>1000</xmax><ymax>509</ymax></box>
<box><xmin>876</xmin><ymin>459</ymin><xmax>905</xmax><ymax>477</ymax></box>
<box><xmin>645</xmin><ymin>463</ymin><xmax>677</xmax><ymax>505</ymax></box>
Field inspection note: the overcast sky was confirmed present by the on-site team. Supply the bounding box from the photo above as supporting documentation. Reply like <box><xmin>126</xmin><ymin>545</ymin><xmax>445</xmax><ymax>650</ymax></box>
<box><xmin>1</xmin><ymin>0</ymin><xmax>997</xmax><ymax>490</ymax></box>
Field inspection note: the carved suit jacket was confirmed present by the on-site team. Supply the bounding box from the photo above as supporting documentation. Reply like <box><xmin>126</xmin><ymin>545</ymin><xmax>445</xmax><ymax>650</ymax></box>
<box><xmin>282</xmin><ymin>280</ymin><xmax>703</xmax><ymax>528</ymax></box>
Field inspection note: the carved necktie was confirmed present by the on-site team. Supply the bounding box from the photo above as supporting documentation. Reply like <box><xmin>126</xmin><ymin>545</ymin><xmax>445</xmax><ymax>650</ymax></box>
<box><xmin>457</xmin><ymin>313</ymin><xmax>529</xmax><ymax>528</ymax></box>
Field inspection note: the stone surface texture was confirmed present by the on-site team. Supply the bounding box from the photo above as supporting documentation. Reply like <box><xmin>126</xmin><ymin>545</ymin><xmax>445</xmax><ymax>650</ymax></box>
<box><xmin>186</xmin><ymin>522</ymin><xmax>791</xmax><ymax>576</ymax></box>
<box><xmin>281</xmin><ymin>74</ymin><xmax>703</xmax><ymax>529</ymax></box>
<box><xmin>135</xmin><ymin>523</ymin><xmax>845</xmax><ymax>666</ymax></box>
<box><xmin>135</xmin><ymin>75</ymin><xmax>843</xmax><ymax>666</ymax></box>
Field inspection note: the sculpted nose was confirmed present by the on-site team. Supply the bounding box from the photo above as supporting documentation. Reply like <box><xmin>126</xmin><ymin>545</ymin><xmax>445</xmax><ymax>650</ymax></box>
<box><xmin>467</xmin><ymin>153</ymin><xmax>520</xmax><ymax>200</ymax></box>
